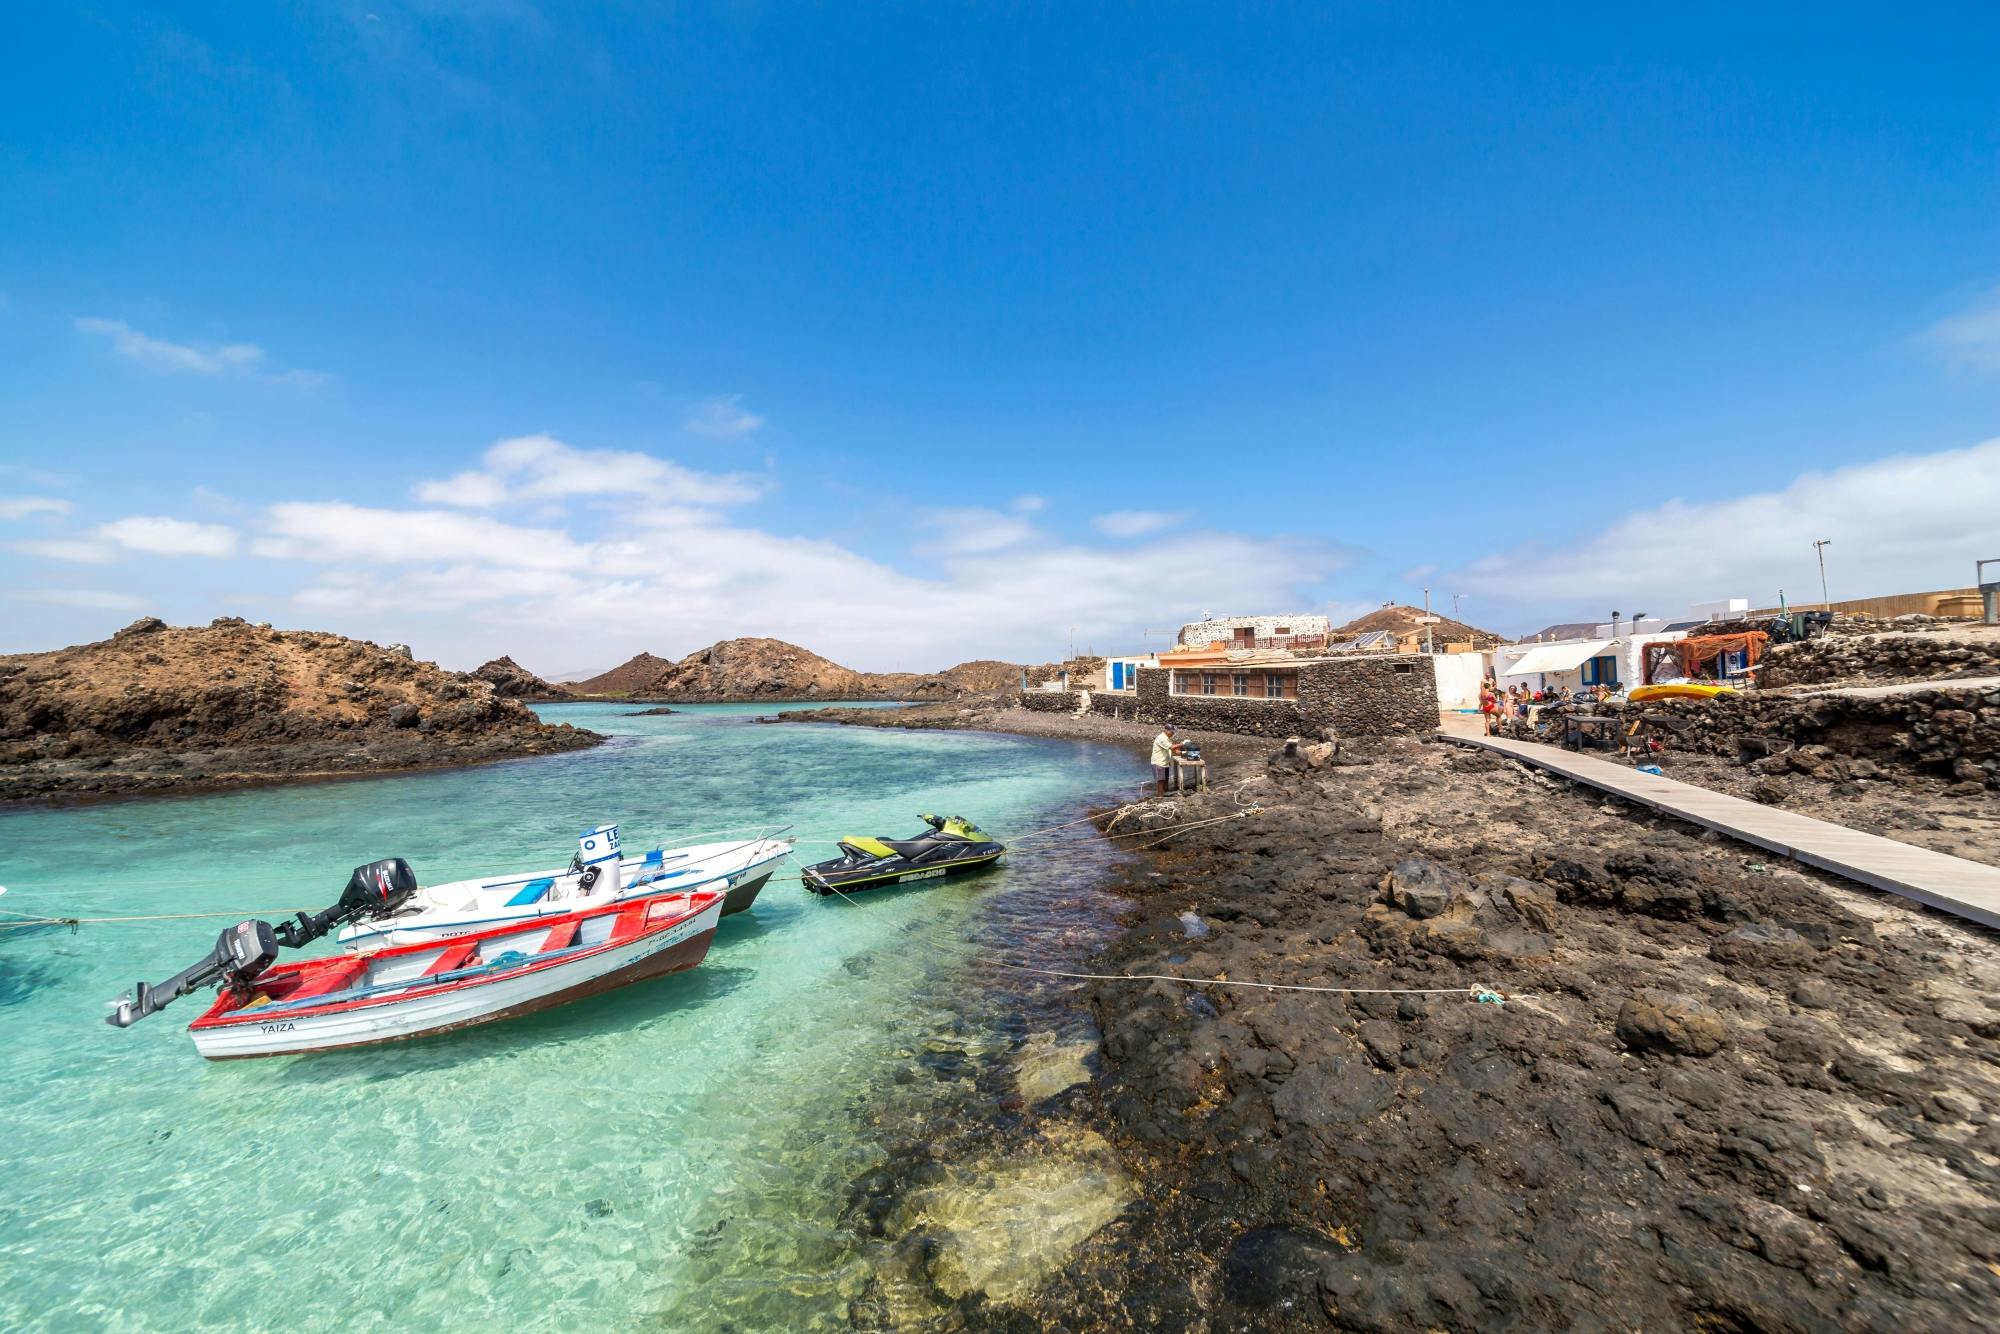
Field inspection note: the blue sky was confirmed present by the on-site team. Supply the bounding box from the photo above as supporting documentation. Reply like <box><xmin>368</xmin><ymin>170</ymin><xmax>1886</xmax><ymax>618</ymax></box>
<box><xmin>4</xmin><ymin>4</ymin><xmax>1999</xmax><ymax>672</ymax></box>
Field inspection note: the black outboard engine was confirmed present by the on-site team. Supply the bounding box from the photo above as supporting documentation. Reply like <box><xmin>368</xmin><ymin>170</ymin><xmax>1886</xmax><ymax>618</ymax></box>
<box><xmin>105</xmin><ymin>858</ymin><xmax>419</xmax><ymax>1029</ymax></box>
<box><xmin>271</xmin><ymin>857</ymin><xmax>418</xmax><ymax>950</ymax></box>
<box><xmin>106</xmin><ymin>918</ymin><xmax>280</xmax><ymax>1029</ymax></box>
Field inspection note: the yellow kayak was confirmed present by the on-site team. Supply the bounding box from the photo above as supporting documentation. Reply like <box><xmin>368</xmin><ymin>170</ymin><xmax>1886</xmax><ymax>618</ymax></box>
<box><xmin>1629</xmin><ymin>683</ymin><xmax>1738</xmax><ymax>702</ymax></box>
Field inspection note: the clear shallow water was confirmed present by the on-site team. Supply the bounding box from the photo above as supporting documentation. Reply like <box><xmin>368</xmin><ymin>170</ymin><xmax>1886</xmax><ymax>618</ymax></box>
<box><xmin>0</xmin><ymin>703</ymin><xmax>1140</xmax><ymax>1330</ymax></box>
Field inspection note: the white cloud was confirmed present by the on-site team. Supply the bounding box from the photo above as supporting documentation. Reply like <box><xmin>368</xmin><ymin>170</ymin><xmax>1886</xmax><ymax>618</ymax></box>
<box><xmin>11</xmin><ymin>588</ymin><xmax>146</xmax><ymax>610</ymax></box>
<box><xmin>0</xmin><ymin>464</ymin><xmax>76</xmax><ymax>487</ymax></box>
<box><xmin>257</xmin><ymin>501</ymin><xmax>590</xmax><ymax>571</ymax></box>
<box><xmin>0</xmin><ymin>496</ymin><xmax>72</xmax><ymax>520</ymax></box>
<box><xmin>916</xmin><ymin>507</ymin><xmax>1041</xmax><ymax>556</ymax></box>
<box><xmin>1092</xmin><ymin>510</ymin><xmax>1189</xmax><ymax>539</ymax></box>
<box><xmin>10</xmin><ymin>538</ymin><xmax>116</xmax><ymax>563</ymax></box>
<box><xmin>413</xmin><ymin>434</ymin><xmax>766</xmax><ymax>510</ymax></box>
<box><xmin>73</xmin><ymin>316</ymin><xmax>327</xmax><ymax>386</ymax></box>
<box><xmin>96</xmin><ymin>516</ymin><xmax>238</xmax><ymax>558</ymax></box>
<box><xmin>1443</xmin><ymin>437</ymin><xmax>2000</xmax><ymax>619</ymax></box>
<box><xmin>1924</xmin><ymin>286</ymin><xmax>2000</xmax><ymax>371</ymax></box>
<box><xmin>684</xmin><ymin>394</ymin><xmax>766</xmax><ymax>439</ymax></box>
<box><xmin>1013</xmin><ymin>494</ymin><xmax>1046</xmax><ymax>514</ymax></box>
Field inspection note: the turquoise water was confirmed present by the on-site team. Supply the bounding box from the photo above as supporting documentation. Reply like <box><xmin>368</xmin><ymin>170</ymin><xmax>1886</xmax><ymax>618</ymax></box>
<box><xmin>0</xmin><ymin>704</ymin><xmax>1140</xmax><ymax>1330</ymax></box>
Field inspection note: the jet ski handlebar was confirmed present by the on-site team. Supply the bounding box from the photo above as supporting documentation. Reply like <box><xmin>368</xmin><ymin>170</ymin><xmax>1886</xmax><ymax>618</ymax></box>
<box><xmin>105</xmin><ymin>858</ymin><xmax>419</xmax><ymax>1029</ymax></box>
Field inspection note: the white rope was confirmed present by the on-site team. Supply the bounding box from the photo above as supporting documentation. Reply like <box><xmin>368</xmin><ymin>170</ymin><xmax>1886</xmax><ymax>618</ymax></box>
<box><xmin>987</xmin><ymin>961</ymin><xmax>1525</xmax><ymax>1005</ymax></box>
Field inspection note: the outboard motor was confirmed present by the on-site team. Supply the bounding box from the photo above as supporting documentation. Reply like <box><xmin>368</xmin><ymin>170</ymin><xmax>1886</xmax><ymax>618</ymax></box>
<box><xmin>105</xmin><ymin>858</ymin><xmax>419</xmax><ymax>1028</ymax></box>
<box><xmin>106</xmin><ymin>918</ymin><xmax>279</xmax><ymax>1029</ymax></box>
<box><xmin>568</xmin><ymin>823</ymin><xmax>623</xmax><ymax>899</ymax></box>
<box><xmin>270</xmin><ymin>857</ymin><xmax>419</xmax><ymax>950</ymax></box>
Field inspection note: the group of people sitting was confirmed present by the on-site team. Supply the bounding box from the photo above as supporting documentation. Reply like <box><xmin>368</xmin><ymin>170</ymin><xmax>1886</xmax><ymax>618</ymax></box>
<box><xmin>1477</xmin><ymin>680</ymin><xmax>1618</xmax><ymax>736</ymax></box>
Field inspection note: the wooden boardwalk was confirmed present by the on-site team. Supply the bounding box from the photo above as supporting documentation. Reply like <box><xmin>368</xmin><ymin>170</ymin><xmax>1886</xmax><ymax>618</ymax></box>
<box><xmin>1437</xmin><ymin>716</ymin><xmax>2000</xmax><ymax>931</ymax></box>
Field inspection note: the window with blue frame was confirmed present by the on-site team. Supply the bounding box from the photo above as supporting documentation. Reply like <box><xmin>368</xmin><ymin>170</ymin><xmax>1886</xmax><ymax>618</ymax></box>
<box><xmin>1582</xmin><ymin>655</ymin><xmax>1620</xmax><ymax>686</ymax></box>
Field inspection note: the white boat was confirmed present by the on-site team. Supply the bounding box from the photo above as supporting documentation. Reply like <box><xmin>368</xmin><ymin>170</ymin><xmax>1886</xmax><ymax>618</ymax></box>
<box><xmin>334</xmin><ymin>823</ymin><xmax>790</xmax><ymax>953</ymax></box>
<box><xmin>187</xmin><ymin>888</ymin><xmax>724</xmax><ymax>1059</ymax></box>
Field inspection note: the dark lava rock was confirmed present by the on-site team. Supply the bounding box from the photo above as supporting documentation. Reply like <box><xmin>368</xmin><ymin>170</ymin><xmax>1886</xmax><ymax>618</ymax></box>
<box><xmin>1749</xmin><ymin>776</ymin><xmax>1790</xmax><ymax>805</ymax></box>
<box><xmin>1616</xmin><ymin>991</ymin><xmax>1728</xmax><ymax>1057</ymax></box>
<box><xmin>1710</xmin><ymin>923</ymin><xmax>1816</xmax><ymax>968</ymax></box>
<box><xmin>1381</xmin><ymin>856</ymin><xmax>1464</xmax><ymax>919</ymax></box>
<box><xmin>1271</xmin><ymin>1055</ymin><xmax>1395</xmax><ymax>1126</ymax></box>
<box><xmin>1221</xmin><ymin>1226</ymin><xmax>1344</xmax><ymax>1311</ymax></box>
<box><xmin>1789</xmin><ymin>978</ymin><xmax>1839</xmax><ymax>1009</ymax></box>
<box><xmin>386</xmin><ymin>702</ymin><xmax>420</xmax><ymax>729</ymax></box>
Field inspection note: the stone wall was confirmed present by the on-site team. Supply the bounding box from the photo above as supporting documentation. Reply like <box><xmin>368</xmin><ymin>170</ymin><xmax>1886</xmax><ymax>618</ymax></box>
<box><xmin>1303</xmin><ymin>655</ymin><xmax>1439</xmax><ymax>735</ymax></box>
<box><xmin>1019</xmin><ymin>655</ymin><xmax>1441</xmax><ymax>737</ymax></box>
<box><xmin>1641</xmin><ymin>685</ymin><xmax>1999</xmax><ymax>788</ymax></box>
<box><xmin>1135</xmin><ymin>665</ymin><xmax>1306</xmax><ymax>736</ymax></box>
<box><xmin>1759</xmin><ymin>633</ymin><xmax>2000</xmax><ymax>689</ymax></box>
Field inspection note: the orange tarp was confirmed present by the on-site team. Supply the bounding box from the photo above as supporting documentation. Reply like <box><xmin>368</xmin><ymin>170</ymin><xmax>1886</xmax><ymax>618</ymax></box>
<box><xmin>1643</xmin><ymin>632</ymin><xmax>1767</xmax><ymax>684</ymax></box>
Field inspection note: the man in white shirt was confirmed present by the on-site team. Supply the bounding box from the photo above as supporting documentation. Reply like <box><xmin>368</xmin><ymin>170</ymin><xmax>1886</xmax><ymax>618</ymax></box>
<box><xmin>1151</xmin><ymin>724</ymin><xmax>1185</xmax><ymax>796</ymax></box>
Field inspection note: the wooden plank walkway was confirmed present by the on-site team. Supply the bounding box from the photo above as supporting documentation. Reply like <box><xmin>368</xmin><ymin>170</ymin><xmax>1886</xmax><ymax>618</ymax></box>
<box><xmin>1436</xmin><ymin>715</ymin><xmax>2000</xmax><ymax>931</ymax></box>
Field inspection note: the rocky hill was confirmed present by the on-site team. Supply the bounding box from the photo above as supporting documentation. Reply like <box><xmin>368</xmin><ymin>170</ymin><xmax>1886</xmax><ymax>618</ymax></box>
<box><xmin>571</xmin><ymin>641</ymin><xmax>1040</xmax><ymax>702</ymax></box>
<box><xmin>473</xmin><ymin>655</ymin><xmax>574</xmax><ymax>701</ymax></box>
<box><xmin>568</xmin><ymin>653</ymin><xmax>679</xmax><ymax>697</ymax></box>
<box><xmin>0</xmin><ymin>618</ymin><xmax>600</xmax><ymax>804</ymax></box>
<box><xmin>1335</xmin><ymin>604</ymin><xmax>1506</xmax><ymax>649</ymax></box>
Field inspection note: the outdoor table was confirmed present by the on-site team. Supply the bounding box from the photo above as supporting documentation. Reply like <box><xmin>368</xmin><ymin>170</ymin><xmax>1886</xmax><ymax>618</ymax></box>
<box><xmin>1562</xmin><ymin>715</ymin><xmax>1622</xmax><ymax>753</ymax></box>
<box><xmin>1171</xmin><ymin>757</ymin><xmax>1208</xmax><ymax>793</ymax></box>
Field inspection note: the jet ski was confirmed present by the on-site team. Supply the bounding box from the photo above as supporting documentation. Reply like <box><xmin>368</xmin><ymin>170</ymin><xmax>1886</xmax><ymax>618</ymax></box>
<box><xmin>800</xmin><ymin>814</ymin><xmax>1003</xmax><ymax>894</ymax></box>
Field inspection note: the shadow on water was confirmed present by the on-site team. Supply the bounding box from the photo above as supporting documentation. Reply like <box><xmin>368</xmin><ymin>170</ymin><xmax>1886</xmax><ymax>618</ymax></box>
<box><xmin>265</xmin><ymin>963</ymin><xmax>755</xmax><ymax>1085</ymax></box>
<box><xmin>0</xmin><ymin>951</ymin><xmax>62</xmax><ymax>1009</ymax></box>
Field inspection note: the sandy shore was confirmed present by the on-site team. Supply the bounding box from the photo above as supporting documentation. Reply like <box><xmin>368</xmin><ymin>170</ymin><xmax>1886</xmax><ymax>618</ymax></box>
<box><xmin>797</xmin><ymin>701</ymin><xmax>2000</xmax><ymax>1328</ymax></box>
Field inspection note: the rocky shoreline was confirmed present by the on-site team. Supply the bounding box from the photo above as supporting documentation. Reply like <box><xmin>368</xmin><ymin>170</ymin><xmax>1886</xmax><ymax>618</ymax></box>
<box><xmin>0</xmin><ymin>618</ymin><xmax>601</xmax><ymax>806</ymax></box>
<box><xmin>799</xmin><ymin>706</ymin><xmax>2000</xmax><ymax>1328</ymax></box>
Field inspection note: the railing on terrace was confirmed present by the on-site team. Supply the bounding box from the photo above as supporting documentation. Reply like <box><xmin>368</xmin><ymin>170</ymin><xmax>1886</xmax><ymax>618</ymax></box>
<box><xmin>1249</xmin><ymin>634</ymin><xmax>1327</xmax><ymax>650</ymax></box>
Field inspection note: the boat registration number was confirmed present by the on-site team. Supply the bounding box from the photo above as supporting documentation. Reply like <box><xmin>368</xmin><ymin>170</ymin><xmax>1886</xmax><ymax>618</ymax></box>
<box><xmin>903</xmin><ymin>869</ymin><xmax>948</xmax><ymax>882</ymax></box>
<box><xmin>259</xmin><ymin>1021</ymin><xmax>297</xmax><ymax>1034</ymax></box>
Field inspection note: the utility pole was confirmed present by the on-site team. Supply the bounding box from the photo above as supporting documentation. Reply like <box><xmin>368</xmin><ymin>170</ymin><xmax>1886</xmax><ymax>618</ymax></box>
<box><xmin>1422</xmin><ymin>587</ymin><xmax>1435</xmax><ymax>655</ymax></box>
<box><xmin>1068</xmin><ymin>625</ymin><xmax>1076</xmax><ymax>663</ymax></box>
<box><xmin>1451</xmin><ymin>593</ymin><xmax>1465</xmax><ymax>621</ymax></box>
<box><xmin>1813</xmin><ymin>540</ymin><xmax>1832</xmax><ymax>611</ymax></box>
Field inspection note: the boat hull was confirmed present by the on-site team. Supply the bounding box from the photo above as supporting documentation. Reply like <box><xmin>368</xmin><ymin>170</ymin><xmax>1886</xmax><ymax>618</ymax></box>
<box><xmin>191</xmin><ymin>898</ymin><xmax>722</xmax><ymax>1060</ymax></box>
<box><xmin>719</xmin><ymin>862</ymin><xmax>778</xmax><ymax>915</ymax></box>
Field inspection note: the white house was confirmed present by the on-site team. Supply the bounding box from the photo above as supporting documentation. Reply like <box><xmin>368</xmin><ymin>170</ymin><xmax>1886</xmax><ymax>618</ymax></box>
<box><xmin>1176</xmin><ymin>613</ymin><xmax>1331</xmax><ymax>650</ymax></box>
<box><xmin>1097</xmin><ymin>653</ymin><xmax>1158</xmax><ymax>693</ymax></box>
<box><xmin>1488</xmin><ymin>600</ymin><xmax>1753</xmax><ymax>694</ymax></box>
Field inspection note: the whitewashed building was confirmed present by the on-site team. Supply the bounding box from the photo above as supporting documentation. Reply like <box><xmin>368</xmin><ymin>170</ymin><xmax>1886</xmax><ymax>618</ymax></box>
<box><xmin>1488</xmin><ymin>600</ymin><xmax>1753</xmax><ymax>693</ymax></box>
<box><xmin>1176</xmin><ymin>613</ymin><xmax>1331</xmax><ymax>651</ymax></box>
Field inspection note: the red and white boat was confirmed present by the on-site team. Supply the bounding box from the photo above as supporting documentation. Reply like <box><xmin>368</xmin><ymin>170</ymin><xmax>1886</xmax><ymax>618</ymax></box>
<box><xmin>185</xmin><ymin>887</ymin><xmax>723</xmax><ymax>1060</ymax></box>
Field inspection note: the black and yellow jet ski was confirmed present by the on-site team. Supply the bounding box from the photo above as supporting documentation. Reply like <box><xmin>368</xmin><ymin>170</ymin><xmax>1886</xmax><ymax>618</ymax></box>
<box><xmin>801</xmin><ymin>814</ymin><xmax>1003</xmax><ymax>894</ymax></box>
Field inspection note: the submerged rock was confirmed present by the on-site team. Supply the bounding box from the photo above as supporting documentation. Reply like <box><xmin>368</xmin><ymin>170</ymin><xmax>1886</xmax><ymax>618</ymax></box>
<box><xmin>1014</xmin><ymin>1032</ymin><xmax>1096</xmax><ymax>1102</ymax></box>
<box><xmin>890</xmin><ymin>1130</ymin><xmax>1135</xmax><ymax>1306</ymax></box>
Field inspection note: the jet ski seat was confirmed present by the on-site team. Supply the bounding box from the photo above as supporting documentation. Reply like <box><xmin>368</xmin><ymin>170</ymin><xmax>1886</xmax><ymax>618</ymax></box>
<box><xmin>879</xmin><ymin>837</ymin><xmax>939</xmax><ymax>858</ymax></box>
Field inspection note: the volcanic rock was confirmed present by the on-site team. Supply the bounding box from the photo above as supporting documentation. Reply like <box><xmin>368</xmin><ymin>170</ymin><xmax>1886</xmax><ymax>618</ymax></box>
<box><xmin>1616</xmin><ymin>990</ymin><xmax>1729</xmax><ymax>1057</ymax></box>
<box><xmin>0</xmin><ymin>619</ymin><xmax>599</xmax><ymax>803</ymax></box>
<box><xmin>473</xmin><ymin>655</ymin><xmax>574</xmax><ymax>701</ymax></box>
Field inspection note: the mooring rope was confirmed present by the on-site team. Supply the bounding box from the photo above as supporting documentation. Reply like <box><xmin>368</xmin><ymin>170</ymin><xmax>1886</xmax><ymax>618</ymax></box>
<box><xmin>984</xmin><ymin>962</ymin><xmax>1526</xmax><ymax>1005</ymax></box>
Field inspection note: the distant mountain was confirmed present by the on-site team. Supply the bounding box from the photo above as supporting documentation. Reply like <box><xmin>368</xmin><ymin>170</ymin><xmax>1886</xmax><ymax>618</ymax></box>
<box><xmin>568</xmin><ymin>641</ymin><xmax>1039</xmax><ymax>701</ymax></box>
<box><xmin>1334</xmin><ymin>604</ymin><xmax>1506</xmax><ymax>648</ymax></box>
<box><xmin>569</xmin><ymin>653</ymin><xmax>678</xmax><ymax>697</ymax></box>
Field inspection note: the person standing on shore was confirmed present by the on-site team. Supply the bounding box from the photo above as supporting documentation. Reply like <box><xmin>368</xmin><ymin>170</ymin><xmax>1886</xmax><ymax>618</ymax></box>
<box><xmin>1151</xmin><ymin>724</ymin><xmax>1186</xmax><ymax>796</ymax></box>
